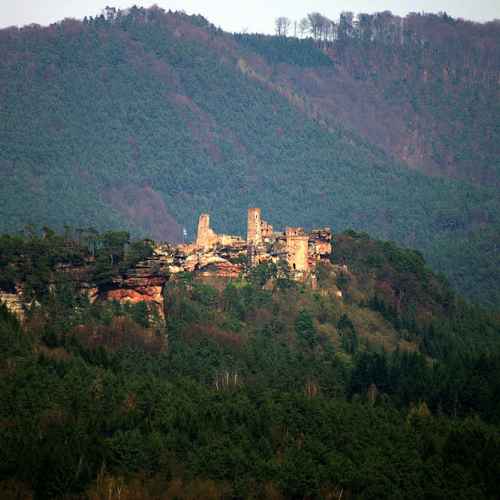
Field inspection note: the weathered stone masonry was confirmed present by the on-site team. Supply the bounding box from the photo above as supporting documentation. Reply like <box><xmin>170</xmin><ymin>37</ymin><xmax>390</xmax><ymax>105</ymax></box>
<box><xmin>192</xmin><ymin>208</ymin><xmax>331</xmax><ymax>279</ymax></box>
<box><xmin>0</xmin><ymin>208</ymin><xmax>332</xmax><ymax>322</ymax></box>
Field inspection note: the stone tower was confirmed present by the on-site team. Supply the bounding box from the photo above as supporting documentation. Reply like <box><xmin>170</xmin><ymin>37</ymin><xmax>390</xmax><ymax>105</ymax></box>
<box><xmin>196</xmin><ymin>213</ymin><xmax>217</xmax><ymax>249</ymax></box>
<box><xmin>247</xmin><ymin>208</ymin><xmax>262</xmax><ymax>246</ymax></box>
<box><xmin>285</xmin><ymin>227</ymin><xmax>310</xmax><ymax>272</ymax></box>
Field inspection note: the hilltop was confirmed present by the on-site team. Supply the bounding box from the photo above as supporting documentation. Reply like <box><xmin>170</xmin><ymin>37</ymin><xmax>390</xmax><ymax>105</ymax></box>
<box><xmin>1</xmin><ymin>222</ymin><xmax>500</xmax><ymax>498</ymax></box>
<box><xmin>0</xmin><ymin>6</ymin><xmax>499</xmax><ymax>307</ymax></box>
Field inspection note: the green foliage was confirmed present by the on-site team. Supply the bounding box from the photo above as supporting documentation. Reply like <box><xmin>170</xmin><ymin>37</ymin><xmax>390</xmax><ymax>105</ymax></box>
<box><xmin>100</xmin><ymin>231</ymin><xmax>130</xmax><ymax>266</ymax></box>
<box><xmin>333</xmin><ymin>231</ymin><xmax>500</xmax><ymax>361</ymax></box>
<box><xmin>295</xmin><ymin>310</ymin><xmax>317</xmax><ymax>348</ymax></box>
<box><xmin>0</xmin><ymin>8</ymin><xmax>499</xmax><ymax>308</ymax></box>
<box><xmin>129</xmin><ymin>301</ymin><xmax>150</xmax><ymax>328</ymax></box>
<box><xmin>191</xmin><ymin>283</ymin><xmax>219</xmax><ymax>307</ymax></box>
<box><xmin>248</xmin><ymin>261</ymin><xmax>277</xmax><ymax>287</ymax></box>
<box><xmin>124</xmin><ymin>239</ymin><xmax>153</xmax><ymax>267</ymax></box>
<box><xmin>0</xmin><ymin>230</ymin><xmax>86</xmax><ymax>299</ymax></box>
<box><xmin>0</xmin><ymin>303</ymin><xmax>30</xmax><ymax>359</ymax></box>
<box><xmin>338</xmin><ymin>313</ymin><xmax>358</xmax><ymax>354</ymax></box>
<box><xmin>234</xmin><ymin>33</ymin><xmax>334</xmax><ymax>67</ymax></box>
<box><xmin>0</xmin><ymin>10</ymin><xmax>500</xmax><ymax>495</ymax></box>
<box><xmin>1</xmin><ymin>229</ymin><xmax>500</xmax><ymax>498</ymax></box>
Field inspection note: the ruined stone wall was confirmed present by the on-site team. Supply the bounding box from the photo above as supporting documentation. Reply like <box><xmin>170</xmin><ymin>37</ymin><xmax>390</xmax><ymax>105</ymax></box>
<box><xmin>286</xmin><ymin>227</ymin><xmax>305</xmax><ymax>238</ymax></box>
<box><xmin>261</xmin><ymin>220</ymin><xmax>274</xmax><ymax>240</ymax></box>
<box><xmin>218</xmin><ymin>234</ymin><xmax>245</xmax><ymax>246</ymax></box>
<box><xmin>310</xmin><ymin>228</ymin><xmax>333</xmax><ymax>259</ymax></box>
<box><xmin>285</xmin><ymin>228</ymin><xmax>310</xmax><ymax>272</ymax></box>
<box><xmin>1</xmin><ymin>210</ymin><xmax>333</xmax><ymax>325</ymax></box>
<box><xmin>196</xmin><ymin>214</ymin><xmax>245</xmax><ymax>250</ymax></box>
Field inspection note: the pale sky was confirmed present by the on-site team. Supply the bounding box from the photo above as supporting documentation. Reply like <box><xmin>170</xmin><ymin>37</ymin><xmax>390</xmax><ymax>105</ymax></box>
<box><xmin>1</xmin><ymin>0</ymin><xmax>499</xmax><ymax>32</ymax></box>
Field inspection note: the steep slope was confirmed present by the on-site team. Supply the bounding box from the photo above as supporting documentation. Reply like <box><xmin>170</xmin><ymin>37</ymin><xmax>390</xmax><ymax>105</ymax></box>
<box><xmin>1</xmin><ymin>229</ymin><xmax>500</xmax><ymax>499</ymax></box>
<box><xmin>0</xmin><ymin>7</ymin><xmax>499</xmax><ymax>307</ymax></box>
<box><xmin>237</xmin><ymin>13</ymin><xmax>500</xmax><ymax>186</ymax></box>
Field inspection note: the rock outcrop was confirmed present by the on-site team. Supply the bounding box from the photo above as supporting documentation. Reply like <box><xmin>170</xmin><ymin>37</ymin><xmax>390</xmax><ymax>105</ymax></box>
<box><xmin>89</xmin><ymin>208</ymin><xmax>332</xmax><ymax>313</ymax></box>
<box><xmin>0</xmin><ymin>289</ymin><xmax>26</xmax><ymax>320</ymax></box>
<box><xmin>1</xmin><ymin>208</ymin><xmax>333</xmax><ymax>323</ymax></box>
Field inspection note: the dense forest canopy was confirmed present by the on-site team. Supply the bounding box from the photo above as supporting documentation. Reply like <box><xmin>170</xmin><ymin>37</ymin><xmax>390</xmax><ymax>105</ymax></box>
<box><xmin>0</xmin><ymin>6</ymin><xmax>499</xmax><ymax>309</ymax></box>
<box><xmin>1</xmin><ymin>6</ymin><xmax>500</xmax><ymax>499</ymax></box>
<box><xmin>1</xmin><ymin>227</ymin><xmax>500</xmax><ymax>498</ymax></box>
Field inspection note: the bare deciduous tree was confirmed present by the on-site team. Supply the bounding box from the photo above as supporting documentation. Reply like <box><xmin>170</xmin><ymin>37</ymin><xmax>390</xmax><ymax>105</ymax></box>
<box><xmin>275</xmin><ymin>16</ymin><xmax>292</xmax><ymax>37</ymax></box>
<box><xmin>338</xmin><ymin>11</ymin><xmax>354</xmax><ymax>42</ymax></box>
<box><xmin>298</xmin><ymin>17</ymin><xmax>311</xmax><ymax>38</ymax></box>
<box><xmin>307</xmin><ymin>12</ymin><xmax>324</xmax><ymax>39</ymax></box>
<box><xmin>307</xmin><ymin>12</ymin><xmax>333</xmax><ymax>42</ymax></box>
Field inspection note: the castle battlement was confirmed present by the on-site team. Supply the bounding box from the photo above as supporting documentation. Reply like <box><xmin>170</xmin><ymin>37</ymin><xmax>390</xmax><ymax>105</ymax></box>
<box><xmin>187</xmin><ymin>208</ymin><xmax>332</xmax><ymax>281</ymax></box>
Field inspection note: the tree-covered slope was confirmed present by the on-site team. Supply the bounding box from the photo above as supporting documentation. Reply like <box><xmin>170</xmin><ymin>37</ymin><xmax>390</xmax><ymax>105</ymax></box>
<box><xmin>237</xmin><ymin>13</ymin><xmax>500</xmax><ymax>187</ymax></box>
<box><xmin>1</xmin><ymin>229</ymin><xmax>500</xmax><ymax>498</ymax></box>
<box><xmin>0</xmin><ymin>7</ymin><xmax>499</xmax><ymax>307</ymax></box>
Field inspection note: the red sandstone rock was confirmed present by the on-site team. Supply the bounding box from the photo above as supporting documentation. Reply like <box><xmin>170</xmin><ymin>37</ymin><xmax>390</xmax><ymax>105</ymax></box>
<box><xmin>197</xmin><ymin>261</ymin><xmax>243</xmax><ymax>278</ymax></box>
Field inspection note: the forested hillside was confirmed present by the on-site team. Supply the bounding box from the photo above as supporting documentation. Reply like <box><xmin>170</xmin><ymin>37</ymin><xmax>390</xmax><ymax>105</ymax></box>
<box><xmin>238</xmin><ymin>11</ymin><xmax>500</xmax><ymax>186</ymax></box>
<box><xmin>1</xmin><ymin>229</ymin><xmax>500</xmax><ymax>498</ymax></box>
<box><xmin>0</xmin><ymin>6</ymin><xmax>499</xmax><ymax>307</ymax></box>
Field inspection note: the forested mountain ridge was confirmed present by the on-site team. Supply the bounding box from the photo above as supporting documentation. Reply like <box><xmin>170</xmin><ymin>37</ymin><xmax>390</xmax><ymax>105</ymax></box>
<box><xmin>237</xmin><ymin>12</ymin><xmax>500</xmax><ymax>186</ymax></box>
<box><xmin>0</xmin><ymin>6</ymin><xmax>499</xmax><ymax>307</ymax></box>
<box><xmin>1</xmin><ymin>228</ymin><xmax>500</xmax><ymax>498</ymax></box>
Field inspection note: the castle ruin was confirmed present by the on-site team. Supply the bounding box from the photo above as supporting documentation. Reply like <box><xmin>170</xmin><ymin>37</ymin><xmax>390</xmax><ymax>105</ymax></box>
<box><xmin>0</xmin><ymin>208</ymin><xmax>333</xmax><ymax>322</ymax></box>
<box><xmin>188</xmin><ymin>208</ymin><xmax>331</xmax><ymax>281</ymax></box>
<box><xmin>195</xmin><ymin>212</ymin><xmax>245</xmax><ymax>250</ymax></box>
<box><xmin>285</xmin><ymin>227</ymin><xmax>310</xmax><ymax>272</ymax></box>
<box><xmin>247</xmin><ymin>208</ymin><xmax>262</xmax><ymax>246</ymax></box>
<box><xmin>196</xmin><ymin>213</ymin><xmax>218</xmax><ymax>249</ymax></box>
